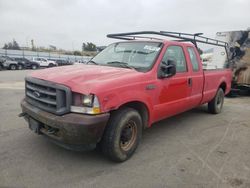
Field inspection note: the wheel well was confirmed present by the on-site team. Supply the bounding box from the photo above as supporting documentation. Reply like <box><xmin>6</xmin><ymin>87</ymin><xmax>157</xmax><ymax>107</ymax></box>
<box><xmin>118</xmin><ymin>101</ymin><xmax>149</xmax><ymax>129</ymax></box>
<box><xmin>219</xmin><ymin>82</ymin><xmax>226</xmax><ymax>93</ymax></box>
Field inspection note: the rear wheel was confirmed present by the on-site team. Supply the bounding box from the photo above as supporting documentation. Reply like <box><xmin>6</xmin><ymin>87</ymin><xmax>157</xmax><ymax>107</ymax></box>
<box><xmin>31</xmin><ymin>64</ymin><xmax>38</xmax><ymax>69</ymax></box>
<box><xmin>18</xmin><ymin>64</ymin><xmax>24</xmax><ymax>70</ymax></box>
<box><xmin>9</xmin><ymin>64</ymin><xmax>17</xmax><ymax>70</ymax></box>
<box><xmin>101</xmin><ymin>107</ymin><xmax>142</xmax><ymax>162</ymax></box>
<box><xmin>208</xmin><ymin>88</ymin><xmax>224</xmax><ymax>114</ymax></box>
<box><xmin>48</xmin><ymin>63</ymin><xmax>54</xmax><ymax>67</ymax></box>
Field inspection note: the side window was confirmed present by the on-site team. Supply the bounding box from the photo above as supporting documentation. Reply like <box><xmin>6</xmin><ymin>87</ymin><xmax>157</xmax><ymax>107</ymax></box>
<box><xmin>162</xmin><ymin>46</ymin><xmax>187</xmax><ymax>72</ymax></box>
<box><xmin>187</xmin><ymin>47</ymin><xmax>199</xmax><ymax>71</ymax></box>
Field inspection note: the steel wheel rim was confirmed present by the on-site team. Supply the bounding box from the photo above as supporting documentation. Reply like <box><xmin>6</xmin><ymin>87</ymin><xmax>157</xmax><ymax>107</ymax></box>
<box><xmin>120</xmin><ymin>120</ymin><xmax>137</xmax><ymax>151</ymax></box>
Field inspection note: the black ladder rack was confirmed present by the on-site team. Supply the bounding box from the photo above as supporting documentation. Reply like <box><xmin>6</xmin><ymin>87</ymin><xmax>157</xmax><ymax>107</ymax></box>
<box><xmin>107</xmin><ymin>31</ymin><xmax>228</xmax><ymax>48</ymax></box>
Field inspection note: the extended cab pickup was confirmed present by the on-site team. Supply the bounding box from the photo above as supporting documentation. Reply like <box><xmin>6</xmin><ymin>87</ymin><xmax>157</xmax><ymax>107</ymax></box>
<box><xmin>20</xmin><ymin>31</ymin><xmax>232</xmax><ymax>162</ymax></box>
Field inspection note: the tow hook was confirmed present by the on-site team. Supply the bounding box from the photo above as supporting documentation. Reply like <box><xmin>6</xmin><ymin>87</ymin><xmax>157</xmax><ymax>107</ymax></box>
<box><xmin>47</xmin><ymin>127</ymin><xmax>58</xmax><ymax>134</ymax></box>
<box><xmin>18</xmin><ymin>112</ymin><xmax>27</xmax><ymax>117</ymax></box>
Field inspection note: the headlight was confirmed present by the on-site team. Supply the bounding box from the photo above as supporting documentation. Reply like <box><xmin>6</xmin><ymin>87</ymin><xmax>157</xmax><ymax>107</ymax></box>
<box><xmin>71</xmin><ymin>93</ymin><xmax>101</xmax><ymax>114</ymax></box>
<box><xmin>82</xmin><ymin>95</ymin><xmax>94</xmax><ymax>107</ymax></box>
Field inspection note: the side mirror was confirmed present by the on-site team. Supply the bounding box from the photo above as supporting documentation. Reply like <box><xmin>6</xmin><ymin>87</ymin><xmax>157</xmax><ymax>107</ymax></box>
<box><xmin>158</xmin><ymin>59</ymin><xmax>176</xmax><ymax>78</ymax></box>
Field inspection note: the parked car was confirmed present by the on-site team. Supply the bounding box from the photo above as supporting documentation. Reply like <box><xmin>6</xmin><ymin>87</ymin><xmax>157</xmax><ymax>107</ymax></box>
<box><xmin>14</xmin><ymin>57</ymin><xmax>40</xmax><ymax>70</ymax></box>
<box><xmin>48</xmin><ymin>59</ymin><xmax>73</xmax><ymax>66</ymax></box>
<box><xmin>32</xmin><ymin>57</ymin><xmax>57</xmax><ymax>68</ymax></box>
<box><xmin>20</xmin><ymin>31</ymin><xmax>232</xmax><ymax>162</ymax></box>
<box><xmin>0</xmin><ymin>56</ymin><xmax>19</xmax><ymax>70</ymax></box>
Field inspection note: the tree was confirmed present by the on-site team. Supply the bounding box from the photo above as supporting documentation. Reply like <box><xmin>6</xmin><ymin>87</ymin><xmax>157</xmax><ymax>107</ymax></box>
<box><xmin>2</xmin><ymin>39</ymin><xmax>20</xmax><ymax>50</ymax></box>
<box><xmin>3</xmin><ymin>44</ymin><xmax>8</xmax><ymax>49</ymax></box>
<box><xmin>82</xmin><ymin>43</ymin><xmax>86</xmax><ymax>51</ymax></box>
<box><xmin>12</xmin><ymin>39</ymin><xmax>20</xmax><ymax>50</ymax></box>
<box><xmin>82</xmin><ymin>42</ymin><xmax>97</xmax><ymax>51</ymax></box>
<box><xmin>73</xmin><ymin>51</ymin><xmax>82</xmax><ymax>56</ymax></box>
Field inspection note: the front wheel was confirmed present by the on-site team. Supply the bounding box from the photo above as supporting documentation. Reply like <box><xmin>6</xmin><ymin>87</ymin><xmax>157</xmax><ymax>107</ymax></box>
<box><xmin>48</xmin><ymin>63</ymin><xmax>54</xmax><ymax>67</ymax></box>
<box><xmin>31</xmin><ymin>64</ymin><xmax>38</xmax><ymax>69</ymax></box>
<box><xmin>9</xmin><ymin>64</ymin><xmax>17</xmax><ymax>70</ymax></box>
<box><xmin>101</xmin><ymin>107</ymin><xmax>142</xmax><ymax>162</ymax></box>
<box><xmin>208</xmin><ymin>88</ymin><xmax>224</xmax><ymax>114</ymax></box>
<box><xmin>18</xmin><ymin>64</ymin><xmax>24</xmax><ymax>70</ymax></box>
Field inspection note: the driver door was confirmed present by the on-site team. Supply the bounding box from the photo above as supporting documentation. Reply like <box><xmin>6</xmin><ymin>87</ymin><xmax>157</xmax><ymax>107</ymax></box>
<box><xmin>154</xmin><ymin>45</ymin><xmax>191</xmax><ymax>121</ymax></box>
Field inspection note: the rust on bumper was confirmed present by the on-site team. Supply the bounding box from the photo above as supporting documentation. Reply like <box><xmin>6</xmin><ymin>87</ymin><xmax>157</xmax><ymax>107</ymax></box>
<box><xmin>21</xmin><ymin>99</ymin><xmax>110</xmax><ymax>150</ymax></box>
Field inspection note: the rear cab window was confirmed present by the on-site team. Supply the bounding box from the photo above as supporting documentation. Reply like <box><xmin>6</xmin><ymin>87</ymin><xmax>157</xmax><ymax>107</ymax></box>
<box><xmin>187</xmin><ymin>47</ymin><xmax>200</xmax><ymax>71</ymax></box>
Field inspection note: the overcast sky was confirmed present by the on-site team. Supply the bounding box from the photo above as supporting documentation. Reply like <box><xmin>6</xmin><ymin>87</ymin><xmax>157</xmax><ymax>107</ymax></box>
<box><xmin>0</xmin><ymin>0</ymin><xmax>249</xmax><ymax>50</ymax></box>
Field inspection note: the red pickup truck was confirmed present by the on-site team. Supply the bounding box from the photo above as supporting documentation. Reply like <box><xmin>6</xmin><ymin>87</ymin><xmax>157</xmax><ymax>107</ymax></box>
<box><xmin>20</xmin><ymin>31</ymin><xmax>232</xmax><ymax>162</ymax></box>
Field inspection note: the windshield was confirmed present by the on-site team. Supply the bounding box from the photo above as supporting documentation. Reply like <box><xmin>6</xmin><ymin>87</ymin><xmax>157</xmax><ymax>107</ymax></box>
<box><xmin>91</xmin><ymin>41</ymin><xmax>162</xmax><ymax>71</ymax></box>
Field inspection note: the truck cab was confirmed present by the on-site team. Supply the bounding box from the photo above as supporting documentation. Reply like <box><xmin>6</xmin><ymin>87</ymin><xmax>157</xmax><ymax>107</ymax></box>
<box><xmin>20</xmin><ymin>31</ymin><xmax>232</xmax><ymax>162</ymax></box>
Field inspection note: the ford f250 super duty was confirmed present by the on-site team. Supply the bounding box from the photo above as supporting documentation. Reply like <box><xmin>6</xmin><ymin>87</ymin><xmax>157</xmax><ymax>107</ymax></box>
<box><xmin>20</xmin><ymin>31</ymin><xmax>232</xmax><ymax>162</ymax></box>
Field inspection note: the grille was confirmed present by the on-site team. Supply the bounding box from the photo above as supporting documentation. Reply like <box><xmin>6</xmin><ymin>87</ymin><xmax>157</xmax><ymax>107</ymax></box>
<box><xmin>25</xmin><ymin>77</ymin><xmax>71</xmax><ymax>115</ymax></box>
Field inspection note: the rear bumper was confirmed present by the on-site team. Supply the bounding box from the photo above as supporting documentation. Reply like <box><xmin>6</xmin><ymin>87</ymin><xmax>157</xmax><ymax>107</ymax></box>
<box><xmin>21</xmin><ymin>99</ymin><xmax>110</xmax><ymax>150</ymax></box>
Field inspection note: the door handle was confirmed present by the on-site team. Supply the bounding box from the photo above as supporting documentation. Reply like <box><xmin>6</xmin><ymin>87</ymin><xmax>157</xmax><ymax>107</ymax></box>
<box><xmin>188</xmin><ymin>78</ymin><xmax>192</xmax><ymax>87</ymax></box>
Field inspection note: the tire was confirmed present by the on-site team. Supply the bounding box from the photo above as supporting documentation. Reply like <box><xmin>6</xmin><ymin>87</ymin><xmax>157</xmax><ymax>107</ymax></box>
<box><xmin>208</xmin><ymin>88</ymin><xmax>224</xmax><ymax>114</ymax></box>
<box><xmin>101</xmin><ymin>107</ymin><xmax>142</xmax><ymax>162</ymax></box>
<box><xmin>31</xmin><ymin>64</ymin><xmax>38</xmax><ymax>70</ymax></box>
<box><xmin>9</xmin><ymin>64</ymin><xmax>17</xmax><ymax>70</ymax></box>
<box><xmin>48</xmin><ymin>63</ymin><xmax>54</xmax><ymax>67</ymax></box>
<box><xmin>18</xmin><ymin>64</ymin><xmax>24</xmax><ymax>70</ymax></box>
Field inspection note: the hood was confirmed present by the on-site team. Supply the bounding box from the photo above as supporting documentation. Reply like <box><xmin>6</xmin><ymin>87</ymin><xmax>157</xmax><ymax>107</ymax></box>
<box><xmin>29</xmin><ymin>64</ymin><xmax>143</xmax><ymax>94</ymax></box>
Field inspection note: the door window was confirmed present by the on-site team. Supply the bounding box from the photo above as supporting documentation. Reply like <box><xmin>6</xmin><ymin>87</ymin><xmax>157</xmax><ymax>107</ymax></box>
<box><xmin>162</xmin><ymin>46</ymin><xmax>187</xmax><ymax>72</ymax></box>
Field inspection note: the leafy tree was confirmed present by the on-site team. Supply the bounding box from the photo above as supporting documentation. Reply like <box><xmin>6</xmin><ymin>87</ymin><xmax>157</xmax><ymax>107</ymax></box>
<box><xmin>73</xmin><ymin>51</ymin><xmax>82</xmax><ymax>56</ymax></box>
<box><xmin>2</xmin><ymin>39</ymin><xmax>20</xmax><ymax>50</ymax></box>
<box><xmin>3</xmin><ymin>44</ymin><xmax>8</xmax><ymax>49</ymax></box>
<box><xmin>82</xmin><ymin>42</ymin><xmax>97</xmax><ymax>51</ymax></box>
<box><xmin>12</xmin><ymin>40</ymin><xmax>20</xmax><ymax>50</ymax></box>
<box><xmin>82</xmin><ymin>43</ymin><xmax>86</xmax><ymax>51</ymax></box>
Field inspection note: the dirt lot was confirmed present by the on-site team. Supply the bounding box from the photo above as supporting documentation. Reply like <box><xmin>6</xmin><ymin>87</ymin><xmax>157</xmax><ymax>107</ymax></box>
<box><xmin>0</xmin><ymin>70</ymin><xmax>250</xmax><ymax>188</ymax></box>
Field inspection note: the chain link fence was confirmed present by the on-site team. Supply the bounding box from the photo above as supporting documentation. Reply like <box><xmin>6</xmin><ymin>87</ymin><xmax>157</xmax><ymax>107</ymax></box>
<box><xmin>0</xmin><ymin>49</ymin><xmax>92</xmax><ymax>63</ymax></box>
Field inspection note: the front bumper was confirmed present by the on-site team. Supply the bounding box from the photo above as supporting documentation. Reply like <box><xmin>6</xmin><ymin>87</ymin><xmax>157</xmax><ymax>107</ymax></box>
<box><xmin>21</xmin><ymin>99</ymin><xmax>110</xmax><ymax>150</ymax></box>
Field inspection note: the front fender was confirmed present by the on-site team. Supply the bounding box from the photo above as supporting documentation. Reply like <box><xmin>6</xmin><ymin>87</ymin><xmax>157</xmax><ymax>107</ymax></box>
<box><xmin>100</xmin><ymin>89</ymin><xmax>154</xmax><ymax>124</ymax></box>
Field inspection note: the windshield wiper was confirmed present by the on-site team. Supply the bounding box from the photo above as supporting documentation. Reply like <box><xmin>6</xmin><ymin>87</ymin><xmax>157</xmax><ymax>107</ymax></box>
<box><xmin>106</xmin><ymin>61</ymin><xmax>135</xmax><ymax>70</ymax></box>
<box><xmin>87</xmin><ymin>60</ymin><xmax>99</xmax><ymax>65</ymax></box>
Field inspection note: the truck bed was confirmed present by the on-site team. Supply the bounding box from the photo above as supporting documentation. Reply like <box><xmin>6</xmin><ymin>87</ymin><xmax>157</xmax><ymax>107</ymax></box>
<box><xmin>202</xmin><ymin>69</ymin><xmax>232</xmax><ymax>104</ymax></box>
